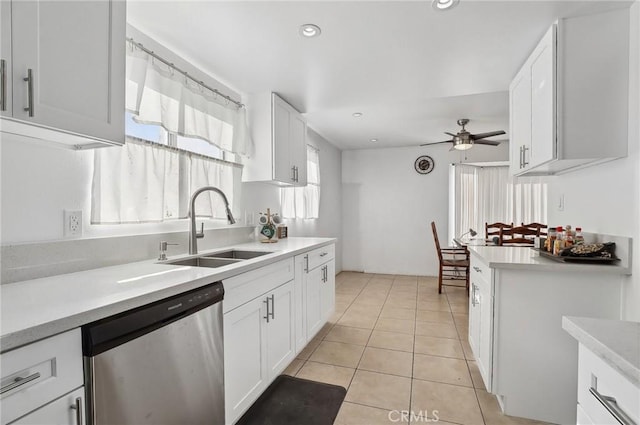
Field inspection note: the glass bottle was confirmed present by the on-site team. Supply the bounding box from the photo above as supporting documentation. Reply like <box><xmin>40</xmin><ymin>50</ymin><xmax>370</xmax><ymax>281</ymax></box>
<box><xmin>575</xmin><ymin>227</ymin><xmax>584</xmax><ymax>245</ymax></box>
<box><xmin>565</xmin><ymin>225</ymin><xmax>574</xmax><ymax>247</ymax></box>
<box><xmin>546</xmin><ymin>228</ymin><xmax>557</xmax><ymax>252</ymax></box>
<box><xmin>553</xmin><ymin>226</ymin><xmax>565</xmax><ymax>255</ymax></box>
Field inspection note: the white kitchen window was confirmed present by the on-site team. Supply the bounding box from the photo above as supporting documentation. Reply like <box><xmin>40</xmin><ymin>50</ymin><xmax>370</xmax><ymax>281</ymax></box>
<box><xmin>90</xmin><ymin>40</ymin><xmax>244</xmax><ymax>224</ymax></box>
<box><xmin>451</xmin><ymin>164</ymin><xmax>547</xmax><ymax>238</ymax></box>
<box><xmin>281</xmin><ymin>145</ymin><xmax>320</xmax><ymax>219</ymax></box>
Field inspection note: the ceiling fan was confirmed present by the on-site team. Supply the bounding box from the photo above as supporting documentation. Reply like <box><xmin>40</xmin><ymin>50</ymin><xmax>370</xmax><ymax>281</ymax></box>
<box><xmin>421</xmin><ymin>118</ymin><xmax>506</xmax><ymax>150</ymax></box>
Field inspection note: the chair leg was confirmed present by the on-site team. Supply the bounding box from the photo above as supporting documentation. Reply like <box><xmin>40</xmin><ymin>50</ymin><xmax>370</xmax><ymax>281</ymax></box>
<box><xmin>438</xmin><ymin>264</ymin><xmax>443</xmax><ymax>294</ymax></box>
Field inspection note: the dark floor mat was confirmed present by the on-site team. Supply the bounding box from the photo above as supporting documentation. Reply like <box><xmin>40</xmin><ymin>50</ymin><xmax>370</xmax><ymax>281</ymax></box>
<box><xmin>235</xmin><ymin>375</ymin><xmax>347</xmax><ymax>425</ymax></box>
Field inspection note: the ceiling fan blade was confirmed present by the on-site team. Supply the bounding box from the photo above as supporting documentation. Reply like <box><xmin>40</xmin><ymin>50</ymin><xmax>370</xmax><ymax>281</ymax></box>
<box><xmin>420</xmin><ymin>140</ymin><xmax>453</xmax><ymax>146</ymax></box>
<box><xmin>474</xmin><ymin>139</ymin><xmax>502</xmax><ymax>146</ymax></box>
<box><xmin>471</xmin><ymin>130</ymin><xmax>506</xmax><ymax>140</ymax></box>
<box><xmin>444</xmin><ymin>132</ymin><xmax>457</xmax><ymax>137</ymax></box>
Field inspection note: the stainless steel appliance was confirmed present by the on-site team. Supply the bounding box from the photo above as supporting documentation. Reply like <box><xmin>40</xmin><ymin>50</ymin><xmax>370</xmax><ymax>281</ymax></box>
<box><xmin>82</xmin><ymin>282</ymin><xmax>225</xmax><ymax>425</ymax></box>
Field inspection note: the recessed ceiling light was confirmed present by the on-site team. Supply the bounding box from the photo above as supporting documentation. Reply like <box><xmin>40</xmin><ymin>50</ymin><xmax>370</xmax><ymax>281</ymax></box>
<box><xmin>432</xmin><ymin>0</ymin><xmax>459</xmax><ymax>11</ymax></box>
<box><xmin>352</xmin><ymin>112</ymin><xmax>363</xmax><ymax>118</ymax></box>
<box><xmin>370</xmin><ymin>138</ymin><xmax>378</xmax><ymax>142</ymax></box>
<box><xmin>299</xmin><ymin>24</ymin><xmax>321</xmax><ymax>38</ymax></box>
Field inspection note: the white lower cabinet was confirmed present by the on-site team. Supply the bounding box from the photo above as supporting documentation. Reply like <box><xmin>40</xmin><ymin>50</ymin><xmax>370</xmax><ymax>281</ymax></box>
<box><xmin>224</xmin><ymin>244</ymin><xmax>336</xmax><ymax>424</ymax></box>
<box><xmin>10</xmin><ymin>387</ymin><xmax>85</xmax><ymax>425</ymax></box>
<box><xmin>297</xmin><ymin>245</ymin><xmax>336</xmax><ymax>341</ymax></box>
<box><xmin>576</xmin><ymin>343</ymin><xmax>639</xmax><ymax>425</ymax></box>
<box><xmin>224</xmin><ymin>279</ymin><xmax>295</xmax><ymax>424</ymax></box>
<box><xmin>468</xmin><ymin>258</ymin><xmax>494</xmax><ymax>392</ymax></box>
<box><xmin>0</xmin><ymin>328</ymin><xmax>84</xmax><ymax>425</ymax></box>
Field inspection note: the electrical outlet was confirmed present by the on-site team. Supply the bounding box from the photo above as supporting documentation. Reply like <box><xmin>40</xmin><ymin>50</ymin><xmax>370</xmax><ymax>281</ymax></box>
<box><xmin>64</xmin><ymin>210</ymin><xmax>83</xmax><ymax>237</ymax></box>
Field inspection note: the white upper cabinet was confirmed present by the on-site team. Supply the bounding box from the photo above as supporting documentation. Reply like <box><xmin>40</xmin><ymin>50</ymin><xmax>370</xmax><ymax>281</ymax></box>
<box><xmin>1</xmin><ymin>0</ymin><xmax>125</xmax><ymax>148</ymax></box>
<box><xmin>244</xmin><ymin>92</ymin><xmax>307</xmax><ymax>186</ymax></box>
<box><xmin>1</xmin><ymin>1</ymin><xmax>12</xmax><ymax>118</ymax></box>
<box><xmin>509</xmin><ymin>8</ymin><xmax>630</xmax><ymax>176</ymax></box>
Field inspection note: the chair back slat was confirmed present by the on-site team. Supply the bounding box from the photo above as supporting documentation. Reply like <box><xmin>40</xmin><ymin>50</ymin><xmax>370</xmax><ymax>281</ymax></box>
<box><xmin>521</xmin><ymin>222</ymin><xmax>548</xmax><ymax>236</ymax></box>
<box><xmin>485</xmin><ymin>222</ymin><xmax>513</xmax><ymax>239</ymax></box>
<box><xmin>499</xmin><ymin>225</ymin><xmax>537</xmax><ymax>245</ymax></box>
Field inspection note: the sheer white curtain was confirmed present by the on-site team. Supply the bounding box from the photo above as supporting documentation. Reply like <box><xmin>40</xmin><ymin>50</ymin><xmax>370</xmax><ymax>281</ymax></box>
<box><xmin>91</xmin><ymin>139</ymin><xmax>242</xmax><ymax>224</ymax></box>
<box><xmin>452</xmin><ymin>164</ymin><xmax>548</xmax><ymax>238</ymax></box>
<box><xmin>281</xmin><ymin>145</ymin><xmax>320</xmax><ymax>219</ymax></box>
<box><xmin>126</xmin><ymin>40</ymin><xmax>248</xmax><ymax>156</ymax></box>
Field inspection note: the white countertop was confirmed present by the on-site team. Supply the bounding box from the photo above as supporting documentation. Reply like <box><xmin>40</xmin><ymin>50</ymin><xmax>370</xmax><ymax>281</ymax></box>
<box><xmin>0</xmin><ymin>237</ymin><xmax>335</xmax><ymax>352</ymax></box>
<box><xmin>468</xmin><ymin>246</ymin><xmax>631</xmax><ymax>274</ymax></box>
<box><xmin>562</xmin><ymin>316</ymin><xmax>640</xmax><ymax>387</ymax></box>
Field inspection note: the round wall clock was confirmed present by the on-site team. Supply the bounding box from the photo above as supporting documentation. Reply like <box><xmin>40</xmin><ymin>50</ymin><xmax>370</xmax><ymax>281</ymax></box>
<box><xmin>414</xmin><ymin>155</ymin><xmax>435</xmax><ymax>174</ymax></box>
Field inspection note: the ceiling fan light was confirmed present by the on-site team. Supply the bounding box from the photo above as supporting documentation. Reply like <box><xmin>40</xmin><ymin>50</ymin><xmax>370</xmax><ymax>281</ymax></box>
<box><xmin>432</xmin><ymin>0</ymin><xmax>459</xmax><ymax>11</ymax></box>
<box><xmin>454</xmin><ymin>143</ymin><xmax>473</xmax><ymax>151</ymax></box>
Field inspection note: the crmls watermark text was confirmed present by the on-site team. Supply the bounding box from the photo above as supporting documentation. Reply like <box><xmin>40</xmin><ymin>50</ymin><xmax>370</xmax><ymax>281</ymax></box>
<box><xmin>388</xmin><ymin>410</ymin><xmax>440</xmax><ymax>422</ymax></box>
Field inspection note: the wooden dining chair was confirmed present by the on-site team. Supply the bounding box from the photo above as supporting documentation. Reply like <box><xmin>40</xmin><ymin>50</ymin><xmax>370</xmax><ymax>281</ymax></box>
<box><xmin>498</xmin><ymin>225</ymin><xmax>538</xmax><ymax>245</ymax></box>
<box><xmin>485</xmin><ymin>222</ymin><xmax>513</xmax><ymax>239</ymax></box>
<box><xmin>521</xmin><ymin>222</ymin><xmax>548</xmax><ymax>236</ymax></box>
<box><xmin>431</xmin><ymin>222</ymin><xmax>470</xmax><ymax>294</ymax></box>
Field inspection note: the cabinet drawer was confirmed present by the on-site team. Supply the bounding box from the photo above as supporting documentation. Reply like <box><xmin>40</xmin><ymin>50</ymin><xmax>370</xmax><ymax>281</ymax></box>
<box><xmin>577</xmin><ymin>344</ymin><xmax>639</xmax><ymax>425</ymax></box>
<box><xmin>11</xmin><ymin>387</ymin><xmax>85</xmax><ymax>425</ymax></box>
<box><xmin>307</xmin><ymin>244</ymin><xmax>335</xmax><ymax>271</ymax></box>
<box><xmin>470</xmin><ymin>254</ymin><xmax>491</xmax><ymax>281</ymax></box>
<box><xmin>223</xmin><ymin>258</ymin><xmax>294</xmax><ymax>313</ymax></box>
<box><xmin>1</xmin><ymin>329</ymin><xmax>83</xmax><ymax>425</ymax></box>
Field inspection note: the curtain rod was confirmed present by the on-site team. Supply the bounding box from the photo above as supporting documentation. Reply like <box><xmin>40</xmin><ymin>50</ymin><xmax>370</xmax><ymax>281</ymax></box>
<box><xmin>126</xmin><ymin>136</ymin><xmax>244</xmax><ymax>169</ymax></box>
<box><xmin>127</xmin><ymin>37</ymin><xmax>244</xmax><ymax>109</ymax></box>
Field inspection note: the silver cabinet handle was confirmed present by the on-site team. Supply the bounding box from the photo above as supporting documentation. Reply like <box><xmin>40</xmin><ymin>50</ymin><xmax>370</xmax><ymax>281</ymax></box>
<box><xmin>522</xmin><ymin>146</ymin><xmax>529</xmax><ymax>167</ymax></box>
<box><xmin>304</xmin><ymin>254</ymin><xmax>309</xmax><ymax>273</ymax></box>
<box><xmin>294</xmin><ymin>166</ymin><xmax>299</xmax><ymax>182</ymax></box>
<box><xmin>291</xmin><ymin>166</ymin><xmax>296</xmax><ymax>182</ymax></box>
<box><xmin>269</xmin><ymin>294</ymin><xmax>275</xmax><ymax>320</ymax></box>
<box><xmin>519</xmin><ymin>146</ymin><xmax>524</xmax><ymax>169</ymax></box>
<box><xmin>589</xmin><ymin>386</ymin><xmax>637</xmax><ymax>425</ymax></box>
<box><xmin>1</xmin><ymin>371</ymin><xmax>41</xmax><ymax>394</ymax></box>
<box><xmin>320</xmin><ymin>252</ymin><xmax>328</xmax><ymax>257</ymax></box>
<box><xmin>471</xmin><ymin>284</ymin><xmax>477</xmax><ymax>307</ymax></box>
<box><xmin>263</xmin><ymin>297</ymin><xmax>270</xmax><ymax>323</ymax></box>
<box><xmin>1</xmin><ymin>59</ymin><xmax>6</xmax><ymax>111</ymax></box>
<box><xmin>70</xmin><ymin>397</ymin><xmax>83</xmax><ymax>425</ymax></box>
<box><xmin>473</xmin><ymin>266</ymin><xmax>481</xmax><ymax>273</ymax></box>
<box><xmin>23</xmin><ymin>68</ymin><xmax>34</xmax><ymax>117</ymax></box>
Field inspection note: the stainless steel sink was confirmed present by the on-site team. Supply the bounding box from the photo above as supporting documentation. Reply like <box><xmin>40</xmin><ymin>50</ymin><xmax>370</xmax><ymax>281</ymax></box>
<box><xmin>164</xmin><ymin>257</ymin><xmax>242</xmax><ymax>268</ymax></box>
<box><xmin>203</xmin><ymin>250</ymin><xmax>273</xmax><ymax>260</ymax></box>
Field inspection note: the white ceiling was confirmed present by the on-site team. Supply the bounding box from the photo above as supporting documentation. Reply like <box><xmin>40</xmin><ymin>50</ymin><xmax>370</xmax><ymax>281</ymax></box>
<box><xmin>127</xmin><ymin>0</ymin><xmax>631</xmax><ymax>151</ymax></box>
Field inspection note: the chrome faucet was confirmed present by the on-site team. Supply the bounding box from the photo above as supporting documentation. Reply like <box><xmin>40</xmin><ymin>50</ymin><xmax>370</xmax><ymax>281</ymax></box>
<box><xmin>188</xmin><ymin>186</ymin><xmax>236</xmax><ymax>255</ymax></box>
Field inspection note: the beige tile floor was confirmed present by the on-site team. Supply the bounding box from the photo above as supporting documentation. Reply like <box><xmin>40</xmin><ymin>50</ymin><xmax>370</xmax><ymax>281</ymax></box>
<box><xmin>282</xmin><ymin>272</ymin><xmax>552</xmax><ymax>425</ymax></box>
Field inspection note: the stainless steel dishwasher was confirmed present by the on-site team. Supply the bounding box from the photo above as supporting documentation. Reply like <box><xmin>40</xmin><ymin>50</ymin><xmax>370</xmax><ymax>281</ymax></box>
<box><xmin>82</xmin><ymin>281</ymin><xmax>225</xmax><ymax>425</ymax></box>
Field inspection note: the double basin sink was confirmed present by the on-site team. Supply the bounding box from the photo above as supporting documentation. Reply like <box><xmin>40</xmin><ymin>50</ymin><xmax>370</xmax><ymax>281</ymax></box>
<box><xmin>162</xmin><ymin>250</ymin><xmax>273</xmax><ymax>268</ymax></box>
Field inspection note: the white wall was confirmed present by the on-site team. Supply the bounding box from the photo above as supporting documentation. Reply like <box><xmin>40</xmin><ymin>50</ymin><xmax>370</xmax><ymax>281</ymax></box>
<box><xmin>547</xmin><ymin>1</ymin><xmax>640</xmax><ymax>321</ymax></box>
<box><xmin>240</xmin><ymin>128</ymin><xmax>343</xmax><ymax>272</ymax></box>
<box><xmin>342</xmin><ymin>143</ymin><xmax>509</xmax><ymax>276</ymax></box>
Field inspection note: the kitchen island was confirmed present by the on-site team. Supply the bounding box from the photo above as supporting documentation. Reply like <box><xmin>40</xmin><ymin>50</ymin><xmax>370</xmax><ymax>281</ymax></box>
<box><xmin>467</xmin><ymin>242</ymin><xmax>631</xmax><ymax>425</ymax></box>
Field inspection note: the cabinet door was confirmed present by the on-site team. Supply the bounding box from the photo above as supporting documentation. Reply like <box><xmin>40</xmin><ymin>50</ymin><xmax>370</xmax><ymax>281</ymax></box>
<box><xmin>290</xmin><ymin>112</ymin><xmax>307</xmax><ymax>186</ymax></box>
<box><xmin>476</xmin><ymin>269</ymin><xmax>494</xmax><ymax>392</ymax></box>
<box><xmin>0</xmin><ymin>1</ymin><xmax>12</xmax><ymax>117</ymax></box>
<box><xmin>320</xmin><ymin>261</ymin><xmax>336</xmax><ymax>322</ymax></box>
<box><xmin>509</xmin><ymin>65</ymin><xmax>531</xmax><ymax>175</ymax></box>
<box><xmin>468</xmin><ymin>270</ymin><xmax>482</xmax><ymax>360</ymax></box>
<box><xmin>10</xmin><ymin>0</ymin><xmax>124</xmax><ymax>143</ymax></box>
<box><xmin>529</xmin><ymin>25</ymin><xmax>556</xmax><ymax>169</ymax></box>
<box><xmin>272</xmin><ymin>94</ymin><xmax>293</xmax><ymax>184</ymax></box>
<box><xmin>265</xmin><ymin>281</ymin><xmax>295</xmax><ymax>380</ymax></box>
<box><xmin>11</xmin><ymin>387</ymin><xmax>85</xmax><ymax>425</ymax></box>
<box><xmin>293</xmin><ymin>254</ymin><xmax>308</xmax><ymax>354</ymax></box>
<box><xmin>305</xmin><ymin>265</ymin><xmax>324</xmax><ymax>339</ymax></box>
<box><xmin>224</xmin><ymin>296</ymin><xmax>268</xmax><ymax>424</ymax></box>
